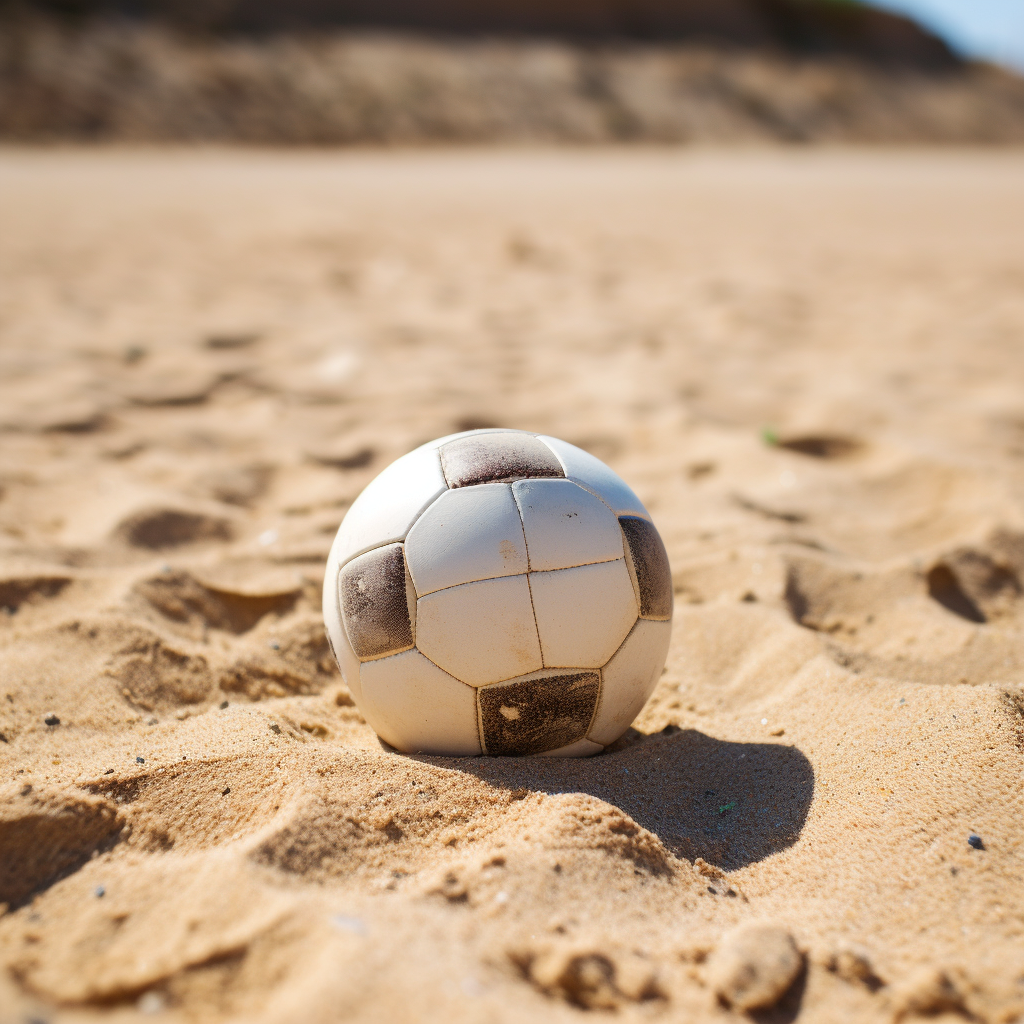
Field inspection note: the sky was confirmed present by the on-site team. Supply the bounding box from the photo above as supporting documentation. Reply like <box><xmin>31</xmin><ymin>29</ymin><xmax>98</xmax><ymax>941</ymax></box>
<box><xmin>868</xmin><ymin>0</ymin><xmax>1024</xmax><ymax>70</ymax></box>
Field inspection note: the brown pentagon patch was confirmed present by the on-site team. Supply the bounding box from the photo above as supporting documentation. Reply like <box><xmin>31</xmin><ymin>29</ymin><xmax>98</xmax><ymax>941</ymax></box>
<box><xmin>339</xmin><ymin>544</ymin><xmax>414</xmax><ymax>660</ymax></box>
<box><xmin>440</xmin><ymin>432</ymin><xmax>564</xmax><ymax>488</ymax></box>
<box><xmin>619</xmin><ymin>517</ymin><xmax>673</xmax><ymax>620</ymax></box>
<box><xmin>478</xmin><ymin>671</ymin><xmax>599</xmax><ymax>756</ymax></box>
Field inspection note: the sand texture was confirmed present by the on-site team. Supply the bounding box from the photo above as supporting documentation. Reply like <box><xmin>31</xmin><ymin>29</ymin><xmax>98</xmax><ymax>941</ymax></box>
<box><xmin>0</xmin><ymin>148</ymin><xmax>1023</xmax><ymax>1023</ymax></box>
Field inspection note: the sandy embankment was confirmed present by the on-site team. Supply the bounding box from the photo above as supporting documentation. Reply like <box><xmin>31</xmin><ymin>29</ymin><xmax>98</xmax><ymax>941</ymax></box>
<box><xmin>0</xmin><ymin>148</ymin><xmax>1023</xmax><ymax>1023</ymax></box>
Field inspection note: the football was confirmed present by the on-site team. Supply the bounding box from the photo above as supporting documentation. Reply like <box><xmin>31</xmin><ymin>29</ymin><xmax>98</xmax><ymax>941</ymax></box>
<box><xmin>322</xmin><ymin>429</ymin><xmax>672</xmax><ymax>756</ymax></box>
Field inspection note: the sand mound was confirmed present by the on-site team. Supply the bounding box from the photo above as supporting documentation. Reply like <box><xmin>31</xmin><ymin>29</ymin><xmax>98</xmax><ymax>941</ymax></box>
<box><xmin>3</xmin><ymin>22</ymin><xmax>1024</xmax><ymax>145</ymax></box>
<box><xmin>1</xmin><ymin>148</ymin><xmax>1023</xmax><ymax>1023</ymax></box>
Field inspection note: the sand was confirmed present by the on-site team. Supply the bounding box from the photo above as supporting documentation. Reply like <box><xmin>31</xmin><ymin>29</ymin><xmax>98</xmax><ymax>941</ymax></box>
<box><xmin>0</xmin><ymin>147</ymin><xmax>1023</xmax><ymax>1024</ymax></box>
<box><xmin>5</xmin><ymin>26</ymin><xmax>1024</xmax><ymax>146</ymax></box>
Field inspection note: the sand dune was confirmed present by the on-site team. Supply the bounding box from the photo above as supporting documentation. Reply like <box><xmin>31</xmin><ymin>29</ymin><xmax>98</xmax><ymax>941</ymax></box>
<box><xmin>4</xmin><ymin>25</ymin><xmax>1024</xmax><ymax>145</ymax></box>
<box><xmin>1</xmin><ymin>148</ymin><xmax>1023</xmax><ymax>1023</ymax></box>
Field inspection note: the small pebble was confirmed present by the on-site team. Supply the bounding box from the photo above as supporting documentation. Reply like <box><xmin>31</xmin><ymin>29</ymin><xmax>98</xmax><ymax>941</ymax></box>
<box><xmin>220</xmin><ymin>700</ymin><xmax>229</xmax><ymax>710</ymax></box>
<box><xmin>331</xmin><ymin>914</ymin><xmax>367</xmax><ymax>936</ymax></box>
<box><xmin>104</xmin><ymin>768</ymin><xmax>114</xmax><ymax>775</ymax></box>
<box><xmin>827</xmin><ymin>949</ymin><xmax>883</xmax><ymax>990</ymax></box>
<box><xmin>269</xmin><ymin>640</ymin><xmax>280</xmax><ymax>650</ymax></box>
<box><xmin>95</xmin><ymin>885</ymin><xmax>106</xmax><ymax>898</ymax></box>
<box><xmin>44</xmin><ymin>713</ymin><xmax>60</xmax><ymax>727</ymax></box>
<box><xmin>137</xmin><ymin>991</ymin><xmax>164</xmax><ymax>1015</ymax></box>
<box><xmin>136</xmin><ymin>756</ymin><xmax>145</xmax><ymax>764</ymax></box>
<box><xmin>222</xmin><ymin>787</ymin><xmax>231</xmax><ymax>796</ymax></box>
<box><xmin>967</xmin><ymin>834</ymin><xmax>984</xmax><ymax>850</ymax></box>
<box><xmin>707</xmin><ymin>921</ymin><xmax>803</xmax><ymax>1011</ymax></box>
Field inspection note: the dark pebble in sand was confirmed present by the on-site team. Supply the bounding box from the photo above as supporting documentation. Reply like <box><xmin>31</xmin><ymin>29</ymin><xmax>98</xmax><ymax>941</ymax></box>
<box><xmin>136</xmin><ymin>756</ymin><xmax>145</xmax><ymax>764</ymax></box>
<box><xmin>104</xmin><ymin>768</ymin><xmax>114</xmax><ymax>774</ymax></box>
<box><xmin>44</xmin><ymin>713</ymin><xmax>60</xmax><ymax>726</ymax></box>
<box><xmin>220</xmin><ymin>701</ymin><xmax>229</xmax><ymax>709</ymax></box>
<box><xmin>95</xmin><ymin>885</ymin><xmax>106</xmax><ymax>898</ymax></box>
<box><xmin>222</xmin><ymin>787</ymin><xmax>231</xmax><ymax>796</ymax></box>
<box><xmin>968</xmin><ymin>834</ymin><xmax>984</xmax><ymax>850</ymax></box>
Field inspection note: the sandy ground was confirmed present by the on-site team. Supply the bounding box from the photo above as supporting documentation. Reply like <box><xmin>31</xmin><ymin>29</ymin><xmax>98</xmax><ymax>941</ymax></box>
<box><xmin>1</xmin><ymin>147</ymin><xmax>1023</xmax><ymax>1024</ymax></box>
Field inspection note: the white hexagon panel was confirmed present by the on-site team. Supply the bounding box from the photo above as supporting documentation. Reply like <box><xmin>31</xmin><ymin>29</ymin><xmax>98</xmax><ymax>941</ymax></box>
<box><xmin>416</xmin><ymin>575</ymin><xmax>543</xmax><ymax>686</ymax></box>
<box><xmin>587</xmin><ymin>618</ymin><xmax>673</xmax><ymax>747</ymax></box>
<box><xmin>360</xmin><ymin>650</ymin><xmax>481</xmax><ymax>756</ymax></box>
<box><xmin>512</xmin><ymin>478</ymin><xmax>623</xmax><ymax>571</ymax></box>
<box><xmin>323</xmin><ymin>428</ymin><xmax>673</xmax><ymax>756</ymax></box>
<box><xmin>529</xmin><ymin>559</ymin><xmax>638</xmax><ymax>668</ymax></box>
<box><xmin>406</xmin><ymin>483</ymin><xmax>528</xmax><ymax>596</ymax></box>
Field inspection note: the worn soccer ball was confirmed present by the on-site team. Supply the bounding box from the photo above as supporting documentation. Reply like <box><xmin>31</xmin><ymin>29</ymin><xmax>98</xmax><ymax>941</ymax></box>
<box><xmin>323</xmin><ymin>429</ymin><xmax>672</xmax><ymax>757</ymax></box>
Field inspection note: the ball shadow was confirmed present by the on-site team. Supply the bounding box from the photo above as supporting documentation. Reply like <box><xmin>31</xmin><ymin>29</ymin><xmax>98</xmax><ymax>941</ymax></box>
<box><xmin>437</xmin><ymin>727</ymin><xmax>814</xmax><ymax>870</ymax></box>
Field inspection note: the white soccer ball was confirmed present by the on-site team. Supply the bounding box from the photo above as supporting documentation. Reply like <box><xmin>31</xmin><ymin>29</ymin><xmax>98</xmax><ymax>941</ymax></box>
<box><xmin>323</xmin><ymin>429</ymin><xmax>672</xmax><ymax>757</ymax></box>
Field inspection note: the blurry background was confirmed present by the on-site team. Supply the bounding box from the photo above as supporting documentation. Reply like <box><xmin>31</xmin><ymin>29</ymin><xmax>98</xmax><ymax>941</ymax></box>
<box><xmin>871</xmin><ymin>1</ymin><xmax>1024</xmax><ymax>72</ymax></box>
<box><xmin>1</xmin><ymin>0</ymin><xmax>1023</xmax><ymax>143</ymax></box>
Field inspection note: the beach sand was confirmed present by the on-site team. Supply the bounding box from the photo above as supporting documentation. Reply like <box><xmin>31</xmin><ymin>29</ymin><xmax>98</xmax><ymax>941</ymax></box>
<box><xmin>1</xmin><ymin>147</ymin><xmax>1023</xmax><ymax>1023</ymax></box>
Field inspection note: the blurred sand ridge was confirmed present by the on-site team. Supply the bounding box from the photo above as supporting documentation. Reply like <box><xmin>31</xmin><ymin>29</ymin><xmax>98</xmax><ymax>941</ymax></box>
<box><xmin>1</xmin><ymin>148</ymin><xmax>1024</xmax><ymax>1022</ymax></box>
<box><xmin>3</xmin><ymin>0</ymin><xmax>1024</xmax><ymax>143</ymax></box>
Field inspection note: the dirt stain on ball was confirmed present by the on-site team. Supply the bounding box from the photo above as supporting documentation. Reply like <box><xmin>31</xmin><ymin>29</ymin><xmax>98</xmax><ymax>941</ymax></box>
<box><xmin>478</xmin><ymin>671</ymin><xmax>599</xmax><ymax>755</ymax></box>
<box><xmin>441</xmin><ymin>432</ymin><xmax>564</xmax><ymax>488</ymax></box>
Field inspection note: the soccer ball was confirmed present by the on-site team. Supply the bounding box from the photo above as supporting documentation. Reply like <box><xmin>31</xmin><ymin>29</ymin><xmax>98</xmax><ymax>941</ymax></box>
<box><xmin>322</xmin><ymin>429</ymin><xmax>672</xmax><ymax>757</ymax></box>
